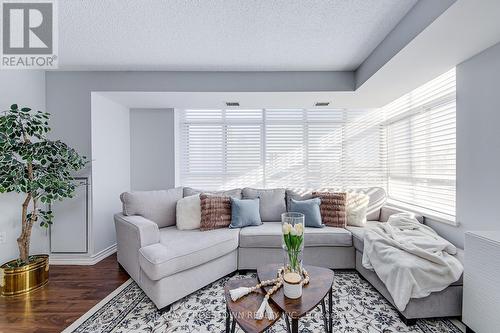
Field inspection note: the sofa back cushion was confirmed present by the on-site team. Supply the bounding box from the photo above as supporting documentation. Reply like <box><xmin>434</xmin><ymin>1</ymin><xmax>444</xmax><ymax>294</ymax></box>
<box><xmin>199</xmin><ymin>194</ymin><xmax>232</xmax><ymax>231</ymax></box>
<box><xmin>286</xmin><ymin>189</ymin><xmax>313</xmax><ymax>208</ymax></box>
<box><xmin>242</xmin><ymin>188</ymin><xmax>286</xmax><ymax>222</ymax></box>
<box><xmin>120</xmin><ymin>187</ymin><xmax>183</xmax><ymax>228</ymax></box>
<box><xmin>312</xmin><ymin>192</ymin><xmax>347</xmax><ymax>228</ymax></box>
<box><xmin>184</xmin><ymin>187</ymin><xmax>242</xmax><ymax>199</ymax></box>
<box><xmin>354</xmin><ymin>187</ymin><xmax>386</xmax><ymax>221</ymax></box>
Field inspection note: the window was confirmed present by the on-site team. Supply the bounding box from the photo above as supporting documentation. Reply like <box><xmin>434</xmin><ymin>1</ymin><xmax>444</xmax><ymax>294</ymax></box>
<box><xmin>384</xmin><ymin>69</ymin><xmax>456</xmax><ymax>221</ymax></box>
<box><xmin>177</xmin><ymin>70</ymin><xmax>456</xmax><ymax>223</ymax></box>
<box><xmin>179</xmin><ymin>108</ymin><xmax>386</xmax><ymax>190</ymax></box>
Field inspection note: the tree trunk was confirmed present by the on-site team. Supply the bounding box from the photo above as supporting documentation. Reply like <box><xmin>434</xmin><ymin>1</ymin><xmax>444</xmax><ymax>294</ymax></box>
<box><xmin>17</xmin><ymin>236</ymin><xmax>30</xmax><ymax>263</ymax></box>
<box><xmin>17</xmin><ymin>193</ymin><xmax>32</xmax><ymax>263</ymax></box>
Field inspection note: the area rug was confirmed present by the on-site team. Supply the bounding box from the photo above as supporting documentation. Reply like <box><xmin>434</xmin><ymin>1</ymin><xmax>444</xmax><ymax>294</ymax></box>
<box><xmin>64</xmin><ymin>271</ymin><xmax>463</xmax><ymax>333</ymax></box>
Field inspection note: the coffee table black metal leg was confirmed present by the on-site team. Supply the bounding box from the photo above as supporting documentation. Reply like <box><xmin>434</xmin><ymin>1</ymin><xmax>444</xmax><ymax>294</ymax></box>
<box><xmin>231</xmin><ymin>317</ymin><xmax>236</xmax><ymax>333</ymax></box>
<box><xmin>291</xmin><ymin>318</ymin><xmax>299</xmax><ymax>333</ymax></box>
<box><xmin>321</xmin><ymin>299</ymin><xmax>328</xmax><ymax>332</ymax></box>
<box><xmin>285</xmin><ymin>315</ymin><xmax>291</xmax><ymax>333</ymax></box>
<box><xmin>225</xmin><ymin>305</ymin><xmax>230</xmax><ymax>333</ymax></box>
<box><xmin>328</xmin><ymin>287</ymin><xmax>333</xmax><ymax>333</ymax></box>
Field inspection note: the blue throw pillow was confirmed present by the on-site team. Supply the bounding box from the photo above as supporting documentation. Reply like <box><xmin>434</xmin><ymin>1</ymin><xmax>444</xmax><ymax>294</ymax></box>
<box><xmin>230</xmin><ymin>198</ymin><xmax>262</xmax><ymax>228</ymax></box>
<box><xmin>288</xmin><ymin>198</ymin><xmax>324</xmax><ymax>228</ymax></box>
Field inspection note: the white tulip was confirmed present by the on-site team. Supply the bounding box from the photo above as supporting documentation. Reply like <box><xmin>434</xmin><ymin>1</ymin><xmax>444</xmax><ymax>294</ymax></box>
<box><xmin>282</xmin><ymin>223</ymin><xmax>292</xmax><ymax>235</ymax></box>
<box><xmin>294</xmin><ymin>223</ymin><xmax>304</xmax><ymax>236</ymax></box>
<box><xmin>290</xmin><ymin>227</ymin><xmax>298</xmax><ymax>236</ymax></box>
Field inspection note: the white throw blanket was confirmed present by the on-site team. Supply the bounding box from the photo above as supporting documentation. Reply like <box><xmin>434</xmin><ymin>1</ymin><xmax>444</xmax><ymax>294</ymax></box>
<box><xmin>362</xmin><ymin>213</ymin><xmax>463</xmax><ymax>311</ymax></box>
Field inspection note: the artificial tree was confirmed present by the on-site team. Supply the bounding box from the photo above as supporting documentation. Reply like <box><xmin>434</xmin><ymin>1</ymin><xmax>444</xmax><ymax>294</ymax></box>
<box><xmin>0</xmin><ymin>104</ymin><xmax>86</xmax><ymax>266</ymax></box>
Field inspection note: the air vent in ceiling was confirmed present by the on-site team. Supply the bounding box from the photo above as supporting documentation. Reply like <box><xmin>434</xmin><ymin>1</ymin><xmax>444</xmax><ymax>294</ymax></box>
<box><xmin>226</xmin><ymin>102</ymin><xmax>240</xmax><ymax>107</ymax></box>
<box><xmin>315</xmin><ymin>102</ymin><xmax>330</xmax><ymax>107</ymax></box>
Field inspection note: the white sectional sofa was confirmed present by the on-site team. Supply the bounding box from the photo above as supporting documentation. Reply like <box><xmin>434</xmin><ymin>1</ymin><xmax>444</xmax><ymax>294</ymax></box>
<box><xmin>114</xmin><ymin>186</ymin><xmax>463</xmax><ymax>324</ymax></box>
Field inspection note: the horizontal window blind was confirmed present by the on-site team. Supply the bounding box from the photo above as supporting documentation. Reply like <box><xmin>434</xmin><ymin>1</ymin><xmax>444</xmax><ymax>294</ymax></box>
<box><xmin>385</xmin><ymin>69</ymin><xmax>456</xmax><ymax>220</ymax></box>
<box><xmin>179</xmin><ymin>108</ymin><xmax>386</xmax><ymax>190</ymax></box>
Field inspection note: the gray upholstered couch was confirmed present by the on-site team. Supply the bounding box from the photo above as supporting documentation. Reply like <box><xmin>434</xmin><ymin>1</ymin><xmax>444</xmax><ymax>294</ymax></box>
<box><xmin>114</xmin><ymin>187</ymin><xmax>463</xmax><ymax>324</ymax></box>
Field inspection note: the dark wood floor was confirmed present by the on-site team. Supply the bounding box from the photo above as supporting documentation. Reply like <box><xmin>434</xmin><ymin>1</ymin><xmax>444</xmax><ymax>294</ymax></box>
<box><xmin>0</xmin><ymin>253</ymin><xmax>129</xmax><ymax>333</ymax></box>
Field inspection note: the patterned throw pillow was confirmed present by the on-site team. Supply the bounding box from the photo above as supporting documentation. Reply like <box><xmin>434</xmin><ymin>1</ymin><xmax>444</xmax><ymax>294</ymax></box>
<box><xmin>312</xmin><ymin>191</ymin><xmax>347</xmax><ymax>228</ymax></box>
<box><xmin>199</xmin><ymin>194</ymin><xmax>232</xmax><ymax>231</ymax></box>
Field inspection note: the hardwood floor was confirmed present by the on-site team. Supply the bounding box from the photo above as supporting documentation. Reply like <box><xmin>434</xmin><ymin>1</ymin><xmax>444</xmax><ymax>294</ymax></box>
<box><xmin>0</xmin><ymin>254</ymin><xmax>129</xmax><ymax>333</ymax></box>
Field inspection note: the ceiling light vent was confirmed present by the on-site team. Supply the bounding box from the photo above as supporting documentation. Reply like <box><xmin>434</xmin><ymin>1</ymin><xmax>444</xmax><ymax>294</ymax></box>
<box><xmin>226</xmin><ymin>102</ymin><xmax>240</xmax><ymax>107</ymax></box>
<box><xmin>315</xmin><ymin>102</ymin><xmax>330</xmax><ymax>107</ymax></box>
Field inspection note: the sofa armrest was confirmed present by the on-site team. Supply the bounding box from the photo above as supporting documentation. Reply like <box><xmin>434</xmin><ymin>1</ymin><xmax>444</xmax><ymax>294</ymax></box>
<box><xmin>379</xmin><ymin>206</ymin><xmax>424</xmax><ymax>223</ymax></box>
<box><xmin>114</xmin><ymin>213</ymin><xmax>160</xmax><ymax>281</ymax></box>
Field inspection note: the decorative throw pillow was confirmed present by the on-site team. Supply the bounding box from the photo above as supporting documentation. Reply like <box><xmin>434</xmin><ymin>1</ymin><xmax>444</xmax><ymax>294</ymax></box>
<box><xmin>288</xmin><ymin>198</ymin><xmax>323</xmax><ymax>228</ymax></box>
<box><xmin>353</xmin><ymin>187</ymin><xmax>386</xmax><ymax>221</ymax></box>
<box><xmin>346</xmin><ymin>192</ymin><xmax>370</xmax><ymax>227</ymax></box>
<box><xmin>312</xmin><ymin>191</ymin><xmax>347</xmax><ymax>228</ymax></box>
<box><xmin>176</xmin><ymin>194</ymin><xmax>201</xmax><ymax>230</ymax></box>
<box><xmin>199</xmin><ymin>194</ymin><xmax>232</xmax><ymax>231</ymax></box>
<box><xmin>229</xmin><ymin>198</ymin><xmax>262</xmax><ymax>228</ymax></box>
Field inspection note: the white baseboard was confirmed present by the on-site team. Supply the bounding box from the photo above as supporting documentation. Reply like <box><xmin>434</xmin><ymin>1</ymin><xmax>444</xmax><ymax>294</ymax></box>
<box><xmin>49</xmin><ymin>243</ymin><xmax>116</xmax><ymax>265</ymax></box>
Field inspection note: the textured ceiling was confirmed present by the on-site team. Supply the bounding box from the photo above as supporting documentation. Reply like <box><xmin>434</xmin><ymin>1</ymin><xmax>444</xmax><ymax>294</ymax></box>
<box><xmin>58</xmin><ymin>0</ymin><xmax>417</xmax><ymax>71</ymax></box>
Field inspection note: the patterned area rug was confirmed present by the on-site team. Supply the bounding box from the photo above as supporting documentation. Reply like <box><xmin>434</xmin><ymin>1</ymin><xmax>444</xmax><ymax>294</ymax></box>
<box><xmin>65</xmin><ymin>271</ymin><xmax>463</xmax><ymax>333</ymax></box>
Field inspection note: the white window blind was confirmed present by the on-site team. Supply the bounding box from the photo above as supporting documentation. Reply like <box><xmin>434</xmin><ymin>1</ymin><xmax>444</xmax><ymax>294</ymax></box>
<box><xmin>179</xmin><ymin>108</ymin><xmax>386</xmax><ymax>190</ymax></box>
<box><xmin>385</xmin><ymin>69</ymin><xmax>456</xmax><ymax>221</ymax></box>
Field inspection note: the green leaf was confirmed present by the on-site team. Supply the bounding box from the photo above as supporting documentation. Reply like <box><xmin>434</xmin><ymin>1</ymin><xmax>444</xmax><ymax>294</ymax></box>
<box><xmin>21</xmin><ymin>107</ymin><xmax>31</xmax><ymax>112</ymax></box>
<box><xmin>10</xmin><ymin>104</ymin><xmax>18</xmax><ymax>110</ymax></box>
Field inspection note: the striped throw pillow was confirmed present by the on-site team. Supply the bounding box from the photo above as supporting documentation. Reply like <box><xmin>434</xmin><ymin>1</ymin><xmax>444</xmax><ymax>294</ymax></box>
<box><xmin>312</xmin><ymin>192</ymin><xmax>347</xmax><ymax>228</ymax></box>
<box><xmin>200</xmin><ymin>194</ymin><xmax>232</xmax><ymax>231</ymax></box>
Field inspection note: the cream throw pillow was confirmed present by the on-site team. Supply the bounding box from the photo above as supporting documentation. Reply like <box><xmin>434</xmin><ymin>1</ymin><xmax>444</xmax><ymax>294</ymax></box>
<box><xmin>346</xmin><ymin>192</ymin><xmax>370</xmax><ymax>227</ymax></box>
<box><xmin>176</xmin><ymin>194</ymin><xmax>201</xmax><ymax>230</ymax></box>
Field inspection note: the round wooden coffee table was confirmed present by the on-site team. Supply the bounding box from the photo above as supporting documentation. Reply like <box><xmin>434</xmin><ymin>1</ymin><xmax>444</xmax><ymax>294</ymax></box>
<box><xmin>224</xmin><ymin>277</ymin><xmax>282</xmax><ymax>333</ymax></box>
<box><xmin>257</xmin><ymin>264</ymin><xmax>334</xmax><ymax>333</ymax></box>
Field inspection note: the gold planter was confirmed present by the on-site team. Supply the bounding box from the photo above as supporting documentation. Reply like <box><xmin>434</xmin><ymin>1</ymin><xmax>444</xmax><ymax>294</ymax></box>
<box><xmin>0</xmin><ymin>255</ymin><xmax>49</xmax><ymax>297</ymax></box>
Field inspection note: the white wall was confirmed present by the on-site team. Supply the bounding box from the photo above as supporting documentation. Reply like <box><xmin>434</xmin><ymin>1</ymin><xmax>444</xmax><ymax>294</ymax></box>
<box><xmin>130</xmin><ymin>108</ymin><xmax>175</xmax><ymax>190</ymax></box>
<box><xmin>0</xmin><ymin>71</ymin><xmax>47</xmax><ymax>264</ymax></box>
<box><xmin>91</xmin><ymin>94</ymin><xmax>131</xmax><ymax>254</ymax></box>
<box><xmin>426</xmin><ymin>41</ymin><xmax>500</xmax><ymax>248</ymax></box>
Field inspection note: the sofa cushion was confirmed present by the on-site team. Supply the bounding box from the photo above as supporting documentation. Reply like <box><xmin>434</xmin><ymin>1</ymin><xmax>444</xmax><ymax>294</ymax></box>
<box><xmin>286</xmin><ymin>189</ymin><xmax>313</xmax><ymax>208</ymax></box>
<box><xmin>200</xmin><ymin>194</ymin><xmax>232</xmax><ymax>231</ymax></box>
<box><xmin>348</xmin><ymin>223</ymin><xmax>464</xmax><ymax>286</ymax></box>
<box><xmin>120</xmin><ymin>188</ymin><xmax>183</xmax><ymax>228</ymax></box>
<box><xmin>242</xmin><ymin>188</ymin><xmax>286</xmax><ymax>222</ymax></box>
<box><xmin>346</xmin><ymin>221</ymin><xmax>382</xmax><ymax>252</ymax></box>
<box><xmin>183</xmin><ymin>187</ymin><xmax>242</xmax><ymax>199</ymax></box>
<box><xmin>139</xmin><ymin>227</ymin><xmax>239</xmax><ymax>280</ymax></box>
<box><xmin>239</xmin><ymin>222</ymin><xmax>352</xmax><ymax>248</ymax></box>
